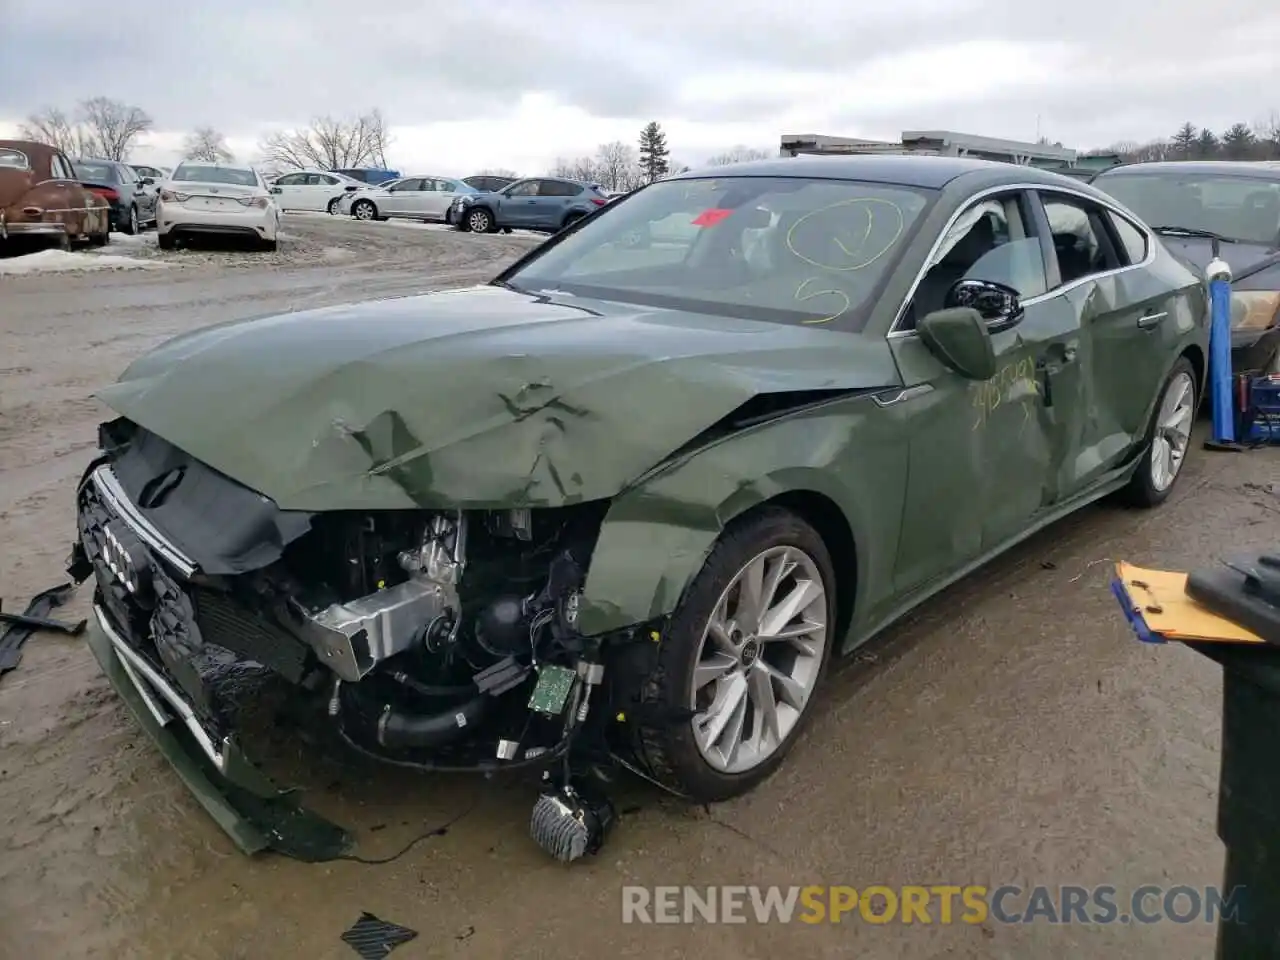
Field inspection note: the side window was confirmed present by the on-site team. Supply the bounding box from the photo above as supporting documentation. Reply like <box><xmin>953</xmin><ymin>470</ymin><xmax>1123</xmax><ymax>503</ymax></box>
<box><xmin>0</xmin><ymin>148</ymin><xmax>29</xmax><ymax>170</ymax></box>
<box><xmin>1107</xmin><ymin>212</ymin><xmax>1148</xmax><ymax>266</ymax></box>
<box><xmin>1041</xmin><ymin>196</ymin><xmax>1119</xmax><ymax>286</ymax></box>
<box><xmin>540</xmin><ymin>180</ymin><xmax>579</xmax><ymax>197</ymax></box>
<box><xmin>277</xmin><ymin>173</ymin><xmax>305</xmax><ymax>186</ymax></box>
<box><xmin>438</xmin><ymin>179</ymin><xmax>459</xmax><ymax>192</ymax></box>
<box><xmin>50</xmin><ymin>154</ymin><xmax>71</xmax><ymax>179</ymax></box>
<box><xmin>908</xmin><ymin>193</ymin><xmax>1047</xmax><ymax>325</ymax></box>
<box><xmin>320</xmin><ymin>174</ymin><xmax>339</xmax><ymax>186</ymax></box>
<box><xmin>391</xmin><ymin>178</ymin><xmax>421</xmax><ymax>192</ymax></box>
<box><xmin>506</xmin><ymin>180</ymin><xmax>539</xmax><ymax>197</ymax></box>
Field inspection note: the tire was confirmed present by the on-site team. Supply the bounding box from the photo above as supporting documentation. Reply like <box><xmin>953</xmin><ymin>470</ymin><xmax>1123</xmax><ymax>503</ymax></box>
<box><xmin>89</xmin><ymin>230</ymin><xmax>109</xmax><ymax>247</ymax></box>
<box><xmin>157</xmin><ymin>232</ymin><xmax>176</xmax><ymax>250</ymax></box>
<box><xmin>352</xmin><ymin>199</ymin><xmax>377</xmax><ymax>221</ymax></box>
<box><xmin>122</xmin><ymin>205</ymin><xmax>138</xmax><ymax>236</ymax></box>
<box><xmin>262</xmin><ymin>238</ymin><xmax>278</xmax><ymax>252</ymax></box>
<box><xmin>631</xmin><ymin>507</ymin><xmax>837</xmax><ymax>802</ymax></box>
<box><xmin>327</xmin><ymin>197</ymin><xmax>341</xmax><ymax>215</ymax></box>
<box><xmin>465</xmin><ymin>207</ymin><xmax>495</xmax><ymax>234</ymax></box>
<box><xmin>1120</xmin><ymin>356</ymin><xmax>1197</xmax><ymax>508</ymax></box>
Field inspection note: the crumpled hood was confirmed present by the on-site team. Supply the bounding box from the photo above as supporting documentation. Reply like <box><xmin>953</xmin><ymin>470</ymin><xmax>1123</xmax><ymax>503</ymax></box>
<box><xmin>96</xmin><ymin>286</ymin><xmax>901</xmax><ymax>510</ymax></box>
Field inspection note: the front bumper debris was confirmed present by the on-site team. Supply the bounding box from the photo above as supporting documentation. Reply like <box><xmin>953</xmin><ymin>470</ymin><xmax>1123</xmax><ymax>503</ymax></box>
<box><xmin>86</xmin><ymin>604</ymin><xmax>352</xmax><ymax>860</ymax></box>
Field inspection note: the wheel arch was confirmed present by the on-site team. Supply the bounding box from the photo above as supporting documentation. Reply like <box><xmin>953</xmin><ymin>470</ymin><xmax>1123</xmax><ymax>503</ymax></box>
<box><xmin>577</xmin><ymin>426</ymin><xmax>870</xmax><ymax>643</ymax></box>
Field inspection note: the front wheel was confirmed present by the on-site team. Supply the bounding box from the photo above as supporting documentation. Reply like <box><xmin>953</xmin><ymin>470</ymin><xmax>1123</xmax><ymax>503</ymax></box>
<box><xmin>157</xmin><ymin>232</ymin><xmax>176</xmax><ymax>250</ymax></box>
<box><xmin>631</xmin><ymin>507</ymin><xmax>836</xmax><ymax>802</ymax></box>
<box><xmin>122</xmin><ymin>205</ymin><xmax>138</xmax><ymax>236</ymax></box>
<box><xmin>1120</xmin><ymin>356</ymin><xmax>1197</xmax><ymax>508</ymax></box>
<box><xmin>352</xmin><ymin>199</ymin><xmax>377</xmax><ymax>221</ymax></box>
<box><xmin>465</xmin><ymin>207</ymin><xmax>495</xmax><ymax>234</ymax></box>
<box><xmin>327</xmin><ymin>197</ymin><xmax>341</xmax><ymax>215</ymax></box>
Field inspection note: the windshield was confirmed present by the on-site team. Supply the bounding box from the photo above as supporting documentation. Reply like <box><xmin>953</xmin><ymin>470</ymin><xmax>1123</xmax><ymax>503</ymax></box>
<box><xmin>504</xmin><ymin>176</ymin><xmax>933</xmax><ymax>329</ymax></box>
<box><xmin>75</xmin><ymin>160</ymin><xmax>119</xmax><ymax>183</ymax></box>
<box><xmin>1095</xmin><ymin>171</ymin><xmax>1280</xmax><ymax>246</ymax></box>
<box><xmin>172</xmin><ymin>164</ymin><xmax>258</xmax><ymax>186</ymax></box>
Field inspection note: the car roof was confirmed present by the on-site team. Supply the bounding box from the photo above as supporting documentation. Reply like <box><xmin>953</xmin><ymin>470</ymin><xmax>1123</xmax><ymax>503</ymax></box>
<box><xmin>668</xmin><ymin>154</ymin><xmax>1106</xmax><ymax>190</ymax></box>
<box><xmin>1093</xmin><ymin>160</ymin><xmax>1280</xmax><ymax>180</ymax></box>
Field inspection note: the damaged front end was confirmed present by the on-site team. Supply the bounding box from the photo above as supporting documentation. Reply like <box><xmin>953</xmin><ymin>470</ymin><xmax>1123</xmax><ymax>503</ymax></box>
<box><xmin>71</xmin><ymin>419</ymin><xmax>647</xmax><ymax>861</ymax></box>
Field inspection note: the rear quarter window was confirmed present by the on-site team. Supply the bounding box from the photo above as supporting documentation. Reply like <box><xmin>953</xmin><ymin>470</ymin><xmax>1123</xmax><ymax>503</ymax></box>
<box><xmin>0</xmin><ymin>148</ymin><xmax>30</xmax><ymax>170</ymax></box>
<box><xmin>1107</xmin><ymin>212</ymin><xmax>1149</xmax><ymax>266</ymax></box>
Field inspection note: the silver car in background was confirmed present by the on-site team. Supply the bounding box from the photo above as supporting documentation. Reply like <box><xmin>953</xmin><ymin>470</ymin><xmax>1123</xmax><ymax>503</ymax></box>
<box><xmin>341</xmin><ymin>176</ymin><xmax>480</xmax><ymax>223</ymax></box>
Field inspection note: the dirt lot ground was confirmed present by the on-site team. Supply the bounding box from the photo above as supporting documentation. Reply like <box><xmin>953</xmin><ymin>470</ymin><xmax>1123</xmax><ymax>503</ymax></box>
<box><xmin>1</xmin><ymin>214</ymin><xmax>1278</xmax><ymax>959</ymax></box>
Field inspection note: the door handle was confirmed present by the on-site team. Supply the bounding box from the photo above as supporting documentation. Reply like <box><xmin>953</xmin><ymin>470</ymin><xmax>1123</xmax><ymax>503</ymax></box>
<box><xmin>1137</xmin><ymin>310</ymin><xmax>1168</xmax><ymax>330</ymax></box>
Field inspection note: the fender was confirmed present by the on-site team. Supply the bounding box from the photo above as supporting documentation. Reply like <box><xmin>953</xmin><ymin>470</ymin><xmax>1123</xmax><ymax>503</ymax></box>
<box><xmin>576</xmin><ymin>396</ymin><xmax>911</xmax><ymax>639</ymax></box>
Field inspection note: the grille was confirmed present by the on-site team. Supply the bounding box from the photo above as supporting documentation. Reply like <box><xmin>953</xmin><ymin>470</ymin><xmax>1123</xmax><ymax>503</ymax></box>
<box><xmin>192</xmin><ymin>587</ymin><xmax>311</xmax><ymax>683</ymax></box>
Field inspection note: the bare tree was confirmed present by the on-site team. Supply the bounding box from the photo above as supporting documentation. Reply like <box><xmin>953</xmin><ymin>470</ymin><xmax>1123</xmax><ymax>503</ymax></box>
<box><xmin>476</xmin><ymin>167</ymin><xmax>518</xmax><ymax>178</ymax></box>
<box><xmin>594</xmin><ymin>141</ymin><xmax>638</xmax><ymax>191</ymax></box>
<box><xmin>182</xmin><ymin>127</ymin><xmax>234</xmax><ymax>163</ymax></box>
<box><xmin>549</xmin><ymin>155</ymin><xmax>602</xmax><ymax>183</ymax></box>
<box><xmin>706</xmin><ymin>145</ymin><xmax>772</xmax><ymax>166</ymax></box>
<box><xmin>1252</xmin><ymin>111</ymin><xmax>1280</xmax><ymax>159</ymax></box>
<box><xmin>258</xmin><ymin>109</ymin><xmax>392</xmax><ymax>170</ymax></box>
<box><xmin>79</xmin><ymin>97</ymin><xmax>153</xmax><ymax>160</ymax></box>
<box><xmin>19</xmin><ymin>98</ymin><xmax>151</xmax><ymax>159</ymax></box>
<box><xmin>19</xmin><ymin>107</ymin><xmax>95</xmax><ymax>156</ymax></box>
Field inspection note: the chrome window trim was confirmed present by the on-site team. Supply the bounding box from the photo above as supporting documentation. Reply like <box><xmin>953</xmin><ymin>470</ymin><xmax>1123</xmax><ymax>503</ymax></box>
<box><xmin>91</xmin><ymin>465</ymin><xmax>198</xmax><ymax>577</ymax></box>
<box><xmin>0</xmin><ymin>147</ymin><xmax>31</xmax><ymax>172</ymax></box>
<box><xmin>886</xmin><ymin>182</ymin><xmax>1158</xmax><ymax>340</ymax></box>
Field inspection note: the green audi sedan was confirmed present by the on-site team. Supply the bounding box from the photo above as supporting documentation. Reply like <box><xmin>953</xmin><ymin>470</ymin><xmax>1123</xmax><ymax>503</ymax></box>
<box><xmin>71</xmin><ymin>155</ymin><xmax>1207</xmax><ymax>855</ymax></box>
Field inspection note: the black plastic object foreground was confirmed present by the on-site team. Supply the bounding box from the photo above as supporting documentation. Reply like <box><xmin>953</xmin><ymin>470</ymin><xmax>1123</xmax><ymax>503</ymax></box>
<box><xmin>1187</xmin><ymin>551</ymin><xmax>1280</xmax><ymax>644</ymax></box>
<box><xmin>0</xmin><ymin>582</ymin><xmax>83</xmax><ymax>680</ymax></box>
<box><xmin>341</xmin><ymin>913</ymin><xmax>419</xmax><ymax>959</ymax></box>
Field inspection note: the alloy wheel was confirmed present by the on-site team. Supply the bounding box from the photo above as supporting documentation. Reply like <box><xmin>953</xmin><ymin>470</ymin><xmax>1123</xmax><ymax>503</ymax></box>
<box><xmin>690</xmin><ymin>545</ymin><xmax>828</xmax><ymax>774</ymax></box>
<box><xmin>354</xmin><ymin>201</ymin><xmax>374</xmax><ymax>221</ymax></box>
<box><xmin>1150</xmin><ymin>370</ymin><xmax>1195</xmax><ymax>492</ymax></box>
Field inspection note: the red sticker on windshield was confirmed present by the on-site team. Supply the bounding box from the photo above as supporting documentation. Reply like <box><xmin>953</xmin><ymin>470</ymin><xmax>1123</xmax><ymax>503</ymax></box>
<box><xmin>691</xmin><ymin>208</ymin><xmax>733</xmax><ymax>227</ymax></box>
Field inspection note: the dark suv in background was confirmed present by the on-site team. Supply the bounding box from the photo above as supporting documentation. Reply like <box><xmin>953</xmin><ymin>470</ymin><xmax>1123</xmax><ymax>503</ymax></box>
<box><xmin>451</xmin><ymin>176</ymin><xmax>609</xmax><ymax>233</ymax></box>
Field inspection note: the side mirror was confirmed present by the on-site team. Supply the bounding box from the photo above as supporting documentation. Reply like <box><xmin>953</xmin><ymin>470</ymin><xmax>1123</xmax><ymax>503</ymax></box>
<box><xmin>918</xmin><ymin>307</ymin><xmax>997</xmax><ymax>381</ymax></box>
<box><xmin>270</xmin><ymin>186</ymin><xmax>283</xmax><ymax>195</ymax></box>
<box><xmin>140</xmin><ymin>177</ymin><xmax>155</xmax><ymax>186</ymax></box>
<box><xmin>945</xmin><ymin>278</ymin><xmax>1024</xmax><ymax>333</ymax></box>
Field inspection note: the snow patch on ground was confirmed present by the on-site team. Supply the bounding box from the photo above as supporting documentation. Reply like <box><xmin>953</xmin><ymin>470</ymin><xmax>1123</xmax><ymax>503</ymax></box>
<box><xmin>0</xmin><ymin>249</ymin><xmax>170</xmax><ymax>276</ymax></box>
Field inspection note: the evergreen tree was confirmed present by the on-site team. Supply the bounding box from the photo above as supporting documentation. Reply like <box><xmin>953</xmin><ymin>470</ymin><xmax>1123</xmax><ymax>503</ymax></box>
<box><xmin>1170</xmin><ymin>122</ymin><xmax>1197</xmax><ymax>159</ymax></box>
<box><xmin>1221</xmin><ymin>122</ymin><xmax>1256</xmax><ymax>160</ymax></box>
<box><xmin>1194</xmin><ymin>128</ymin><xmax>1220</xmax><ymax>159</ymax></box>
<box><xmin>638</xmin><ymin>121</ymin><xmax>670</xmax><ymax>183</ymax></box>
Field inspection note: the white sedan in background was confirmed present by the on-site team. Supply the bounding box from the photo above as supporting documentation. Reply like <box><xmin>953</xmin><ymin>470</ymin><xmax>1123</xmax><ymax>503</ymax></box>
<box><xmin>268</xmin><ymin>169</ymin><xmax>363</xmax><ymax>214</ymax></box>
<box><xmin>340</xmin><ymin>176</ymin><xmax>479</xmax><ymax>223</ymax></box>
<box><xmin>157</xmin><ymin>160</ymin><xmax>281</xmax><ymax>251</ymax></box>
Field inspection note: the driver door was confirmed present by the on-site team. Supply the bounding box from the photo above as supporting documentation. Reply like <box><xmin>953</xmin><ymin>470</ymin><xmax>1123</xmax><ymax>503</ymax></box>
<box><xmin>887</xmin><ymin>189</ymin><xmax>1089</xmax><ymax>595</ymax></box>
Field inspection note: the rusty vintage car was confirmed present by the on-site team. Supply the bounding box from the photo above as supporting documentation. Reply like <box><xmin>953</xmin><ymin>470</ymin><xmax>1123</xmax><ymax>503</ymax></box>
<box><xmin>0</xmin><ymin>139</ymin><xmax>110</xmax><ymax>248</ymax></box>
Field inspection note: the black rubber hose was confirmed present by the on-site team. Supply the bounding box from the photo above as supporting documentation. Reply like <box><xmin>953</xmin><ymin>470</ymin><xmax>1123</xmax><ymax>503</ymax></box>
<box><xmin>376</xmin><ymin>692</ymin><xmax>492</xmax><ymax>750</ymax></box>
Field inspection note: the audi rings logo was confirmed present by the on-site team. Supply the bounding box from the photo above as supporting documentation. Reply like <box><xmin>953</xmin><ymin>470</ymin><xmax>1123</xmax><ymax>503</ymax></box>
<box><xmin>99</xmin><ymin>520</ymin><xmax>152</xmax><ymax>596</ymax></box>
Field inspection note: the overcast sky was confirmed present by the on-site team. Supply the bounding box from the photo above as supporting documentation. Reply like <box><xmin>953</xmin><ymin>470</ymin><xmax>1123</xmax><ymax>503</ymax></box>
<box><xmin>3</xmin><ymin>0</ymin><xmax>1279</xmax><ymax>175</ymax></box>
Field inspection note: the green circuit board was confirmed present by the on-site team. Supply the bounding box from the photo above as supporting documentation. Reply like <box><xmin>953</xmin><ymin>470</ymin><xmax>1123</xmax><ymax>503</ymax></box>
<box><xmin>528</xmin><ymin>664</ymin><xmax>577</xmax><ymax>715</ymax></box>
